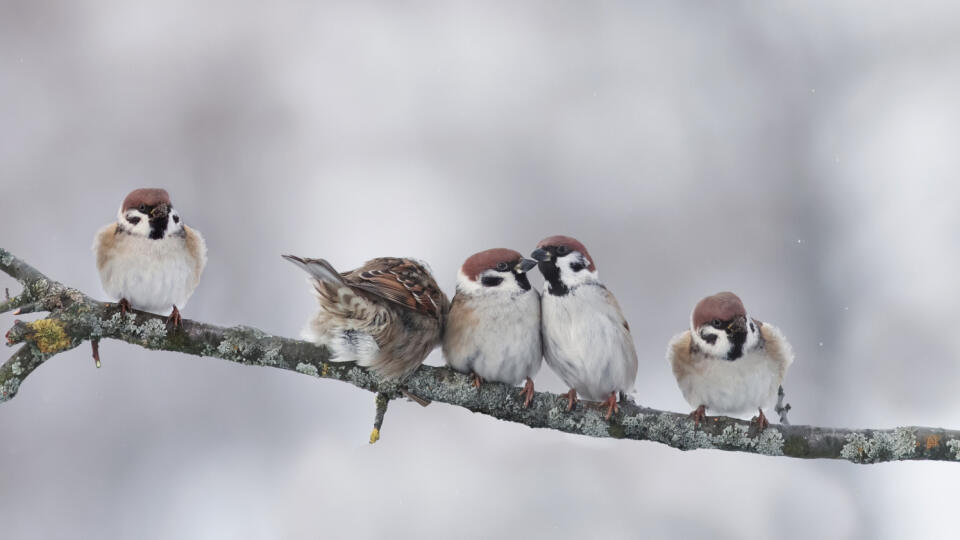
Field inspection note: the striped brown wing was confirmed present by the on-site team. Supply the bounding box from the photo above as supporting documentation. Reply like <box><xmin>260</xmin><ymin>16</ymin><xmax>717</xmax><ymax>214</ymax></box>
<box><xmin>342</xmin><ymin>257</ymin><xmax>446</xmax><ymax>320</ymax></box>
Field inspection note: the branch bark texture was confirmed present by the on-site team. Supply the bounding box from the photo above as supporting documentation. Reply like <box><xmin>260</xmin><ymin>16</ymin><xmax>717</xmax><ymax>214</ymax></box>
<box><xmin>2</xmin><ymin>247</ymin><xmax>958</xmax><ymax>464</ymax></box>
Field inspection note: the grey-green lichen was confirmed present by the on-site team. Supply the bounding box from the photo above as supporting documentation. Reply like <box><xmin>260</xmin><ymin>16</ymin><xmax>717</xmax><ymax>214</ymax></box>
<box><xmin>749</xmin><ymin>427</ymin><xmax>786</xmax><ymax>456</ymax></box>
<box><xmin>97</xmin><ymin>312</ymin><xmax>167</xmax><ymax>347</ymax></box>
<box><xmin>645</xmin><ymin>414</ymin><xmax>717</xmax><ymax>450</ymax></box>
<box><xmin>0</xmin><ymin>249</ymin><xmax>13</xmax><ymax>267</ymax></box>
<box><xmin>546</xmin><ymin>406</ymin><xmax>611</xmax><ymax>438</ymax></box>
<box><xmin>840</xmin><ymin>427</ymin><xmax>917</xmax><ymax>463</ymax></box>
<box><xmin>296</xmin><ymin>363</ymin><xmax>319</xmax><ymax>377</ymax></box>
<box><xmin>64</xmin><ymin>289</ymin><xmax>86</xmax><ymax>307</ymax></box>
<box><xmin>11</xmin><ymin>362</ymin><xmax>22</xmax><ymax>376</ymax></box>
<box><xmin>261</xmin><ymin>343</ymin><xmax>282</xmax><ymax>366</ymax></box>
<box><xmin>98</xmin><ymin>312</ymin><xmax>138</xmax><ymax>334</ymax></box>
<box><xmin>0</xmin><ymin>377</ymin><xmax>20</xmax><ymax>402</ymax></box>
<box><xmin>30</xmin><ymin>279</ymin><xmax>49</xmax><ymax>297</ymax></box>
<box><xmin>617</xmin><ymin>413</ymin><xmax>784</xmax><ymax>456</ymax></box>
<box><xmin>137</xmin><ymin>319</ymin><xmax>169</xmax><ymax>347</ymax></box>
<box><xmin>946</xmin><ymin>439</ymin><xmax>960</xmax><ymax>460</ymax></box>
<box><xmin>214</xmin><ymin>326</ymin><xmax>283</xmax><ymax>366</ymax></box>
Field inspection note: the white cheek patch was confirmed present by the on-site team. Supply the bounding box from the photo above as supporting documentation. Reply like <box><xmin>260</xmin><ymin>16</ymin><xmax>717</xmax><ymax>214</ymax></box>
<box><xmin>165</xmin><ymin>210</ymin><xmax>185</xmax><ymax>236</ymax></box>
<box><xmin>455</xmin><ymin>269</ymin><xmax>485</xmax><ymax>295</ymax></box>
<box><xmin>556</xmin><ymin>253</ymin><xmax>599</xmax><ymax>288</ymax></box>
<box><xmin>117</xmin><ymin>209</ymin><xmax>152</xmax><ymax>237</ymax></box>
<box><xmin>743</xmin><ymin>317</ymin><xmax>761</xmax><ymax>350</ymax></box>
<box><xmin>691</xmin><ymin>326</ymin><xmax>734</xmax><ymax>358</ymax></box>
<box><xmin>498</xmin><ymin>273</ymin><xmax>528</xmax><ymax>295</ymax></box>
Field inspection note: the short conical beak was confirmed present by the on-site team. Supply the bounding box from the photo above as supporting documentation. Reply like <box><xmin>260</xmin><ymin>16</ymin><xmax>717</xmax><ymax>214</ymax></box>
<box><xmin>531</xmin><ymin>248</ymin><xmax>550</xmax><ymax>263</ymax></box>
<box><xmin>727</xmin><ymin>315</ymin><xmax>747</xmax><ymax>334</ymax></box>
<box><xmin>150</xmin><ymin>203</ymin><xmax>169</xmax><ymax>219</ymax></box>
<box><xmin>516</xmin><ymin>258</ymin><xmax>538</xmax><ymax>273</ymax></box>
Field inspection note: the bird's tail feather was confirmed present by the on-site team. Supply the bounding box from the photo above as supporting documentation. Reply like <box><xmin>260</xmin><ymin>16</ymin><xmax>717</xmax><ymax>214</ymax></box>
<box><xmin>282</xmin><ymin>254</ymin><xmax>344</xmax><ymax>285</ymax></box>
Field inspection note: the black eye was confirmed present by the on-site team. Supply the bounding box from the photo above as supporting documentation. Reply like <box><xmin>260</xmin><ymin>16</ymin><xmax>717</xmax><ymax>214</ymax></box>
<box><xmin>556</xmin><ymin>245</ymin><xmax>569</xmax><ymax>255</ymax></box>
<box><xmin>138</xmin><ymin>204</ymin><xmax>147</xmax><ymax>212</ymax></box>
<box><xmin>126</xmin><ymin>216</ymin><xmax>141</xmax><ymax>225</ymax></box>
<box><xmin>481</xmin><ymin>276</ymin><xmax>504</xmax><ymax>287</ymax></box>
<box><xmin>495</xmin><ymin>262</ymin><xmax>508</xmax><ymax>272</ymax></box>
<box><xmin>711</xmin><ymin>319</ymin><xmax>722</xmax><ymax>327</ymax></box>
<box><xmin>570</xmin><ymin>262</ymin><xmax>585</xmax><ymax>272</ymax></box>
<box><xmin>172</xmin><ymin>215</ymin><xmax>180</xmax><ymax>223</ymax></box>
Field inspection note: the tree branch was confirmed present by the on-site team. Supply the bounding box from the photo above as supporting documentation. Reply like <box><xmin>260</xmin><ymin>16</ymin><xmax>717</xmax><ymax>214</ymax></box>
<box><xmin>2</xmin><ymin>247</ymin><xmax>958</xmax><ymax>464</ymax></box>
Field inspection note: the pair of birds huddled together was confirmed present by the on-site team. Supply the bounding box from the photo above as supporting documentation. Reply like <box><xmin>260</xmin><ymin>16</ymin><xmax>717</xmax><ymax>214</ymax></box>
<box><xmin>94</xmin><ymin>189</ymin><xmax>794</xmax><ymax>428</ymax></box>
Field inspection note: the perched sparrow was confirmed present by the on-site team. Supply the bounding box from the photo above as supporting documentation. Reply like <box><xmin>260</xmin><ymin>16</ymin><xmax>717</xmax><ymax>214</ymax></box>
<box><xmin>283</xmin><ymin>255</ymin><xmax>448</xmax><ymax>380</ymax></box>
<box><xmin>532</xmin><ymin>235</ymin><xmax>638</xmax><ymax>419</ymax></box>
<box><xmin>93</xmin><ymin>188</ymin><xmax>207</xmax><ymax>328</ymax></box>
<box><xmin>667</xmin><ymin>291</ymin><xmax>794</xmax><ymax>429</ymax></box>
<box><xmin>443</xmin><ymin>248</ymin><xmax>541</xmax><ymax>407</ymax></box>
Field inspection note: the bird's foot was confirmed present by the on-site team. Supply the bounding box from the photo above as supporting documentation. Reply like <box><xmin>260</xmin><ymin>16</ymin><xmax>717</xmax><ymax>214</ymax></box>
<box><xmin>166</xmin><ymin>305</ymin><xmax>182</xmax><ymax>329</ymax></box>
<box><xmin>470</xmin><ymin>373</ymin><xmax>484</xmax><ymax>389</ymax></box>
<box><xmin>518</xmin><ymin>377</ymin><xmax>535</xmax><ymax>408</ymax></box>
<box><xmin>751</xmin><ymin>408</ymin><xmax>769</xmax><ymax>431</ymax></box>
<box><xmin>601</xmin><ymin>392</ymin><xmax>619</xmax><ymax>420</ymax></box>
<box><xmin>564</xmin><ymin>388</ymin><xmax>578</xmax><ymax>412</ymax></box>
<box><xmin>118</xmin><ymin>298</ymin><xmax>131</xmax><ymax>316</ymax></box>
<box><xmin>689</xmin><ymin>405</ymin><xmax>707</xmax><ymax>428</ymax></box>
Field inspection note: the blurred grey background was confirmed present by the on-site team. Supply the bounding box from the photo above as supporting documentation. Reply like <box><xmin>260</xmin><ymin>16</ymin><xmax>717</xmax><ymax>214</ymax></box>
<box><xmin>2</xmin><ymin>1</ymin><xmax>960</xmax><ymax>538</ymax></box>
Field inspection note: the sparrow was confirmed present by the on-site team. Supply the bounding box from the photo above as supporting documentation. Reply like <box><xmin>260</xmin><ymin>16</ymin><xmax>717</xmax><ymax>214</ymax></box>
<box><xmin>532</xmin><ymin>235</ymin><xmax>638</xmax><ymax>419</ymax></box>
<box><xmin>283</xmin><ymin>255</ymin><xmax>448</xmax><ymax>380</ymax></box>
<box><xmin>666</xmin><ymin>291</ymin><xmax>794</xmax><ymax>429</ymax></box>
<box><xmin>442</xmin><ymin>248</ymin><xmax>541</xmax><ymax>407</ymax></box>
<box><xmin>93</xmin><ymin>188</ymin><xmax>207</xmax><ymax>328</ymax></box>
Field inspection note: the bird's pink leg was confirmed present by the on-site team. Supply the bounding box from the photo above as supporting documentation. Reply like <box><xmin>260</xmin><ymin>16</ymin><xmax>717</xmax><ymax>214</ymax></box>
<box><xmin>601</xmin><ymin>392</ymin><xmax>620</xmax><ymax>420</ymax></box>
<box><xmin>117</xmin><ymin>298</ymin><xmax>131</xmax><ymax>316</ymax></box>
<box><xmin>689</xmin><ymin>405</ymin><xmax>707</xmax><ymax>428</ymax></box>
<box><xmin>470</xmin><ymin>373</ymin><xmax>484</xmax><ymax>388</ymax></box>
<box><xmin>751</xmin><ymin>408</ymin><xmax>769</xmax><ymax>431</ymax></box>
<box><xmin>518</xmin><ymin>377</ymin><xmax>535</xmax><ymax>408</ymax></box>
<box><xmin>564</xmin><ymin>389</ymin><xmax>578</xmax><ymax>412</ymax></box>
<box><xmin>167</xmin><ymin>305</ymin><xmax>182</xmax><ymax>328</ymax></box>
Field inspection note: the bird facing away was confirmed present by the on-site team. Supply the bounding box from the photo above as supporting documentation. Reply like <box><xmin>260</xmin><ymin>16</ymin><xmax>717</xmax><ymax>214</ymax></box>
<box><xmin>283</xmin><ymin>255</ymin><xmax>449</xmax><ymax>380</ymax></box>
<box><xmin>532</xmin><ymin>235</ymin><xmax>638</xmax><ymax>419</ymax></box>
<box><xmin>93</xmin><ymin>188</ymin><xmax>207</xmax><ymax>327</ymax></box>
<box><xmin>666</xmin><ymin>291</ymin><xmax>794</xmax><ymax>429</ymax></box>
<box><xmin>443</xmin><ymin>248</ymin><xmax>541</xmax><ymax>407</ymax></box>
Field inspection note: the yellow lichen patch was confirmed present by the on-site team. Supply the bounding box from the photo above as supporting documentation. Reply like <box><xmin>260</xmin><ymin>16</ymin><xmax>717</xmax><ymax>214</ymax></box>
<box><xmin>369</xmin><ymin>428</ymin><xmax>380</xmax><ymax>444</ymax></box>
<box><xmin>28</xmin><ymin>319</ymin><xmax>71</xmax><ymax>353</ymax></box>
<box><xmin>926</xmin><ymin>435</ymin><xmax>941</xmax><ymax>450</ymax></box>
<box><xmin>321</xmin><ymin>363</ymin><xmax>329</xmax><ymax>377</ymax></box>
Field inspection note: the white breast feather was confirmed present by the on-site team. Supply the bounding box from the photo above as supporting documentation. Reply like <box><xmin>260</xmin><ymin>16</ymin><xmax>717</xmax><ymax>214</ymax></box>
<box><xmin>445</xmin><ymin>290</ymin><xmax>541</xmax><ymax>385</ymax></box>
<box><xmin>94</xmin><ymin>226</ymin><xmax>205</xmax><ymax>314</ymax></box>
<box><xmin>668</xmin><ymin>324</ymin><xmax>793</xmax><ymax>416</ymax></box>
<box><xmin>541</xmin><ymin>285</ymin><xmax>638</xmax><ymax>401</ymax></box>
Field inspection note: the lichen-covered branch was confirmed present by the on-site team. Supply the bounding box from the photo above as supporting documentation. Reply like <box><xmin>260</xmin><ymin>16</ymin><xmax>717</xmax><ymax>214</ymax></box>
<box><xmin>1</xmin><ymin>247</ymin><xmax>958</xmax><ymax>464</ymax></box>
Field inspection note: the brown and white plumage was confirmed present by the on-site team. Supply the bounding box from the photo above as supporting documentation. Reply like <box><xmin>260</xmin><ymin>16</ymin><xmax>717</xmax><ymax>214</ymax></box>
<box><xmin>532</xmin><ymin>235</ymin><xmax>638</xmax><ymax>419</ymax></box>
<box><xmin>666</xmin><ymin>291</ymin><xmax>794</xmax><ymax>427</ymax></box>
<box><xmin>284</xmin><ymin>255</ymin><xmax>448</xmax><ymax>380</ymax></box>
<box><xmin>93</xmin><ymin>188</ymin><xmax>207</xmax><ymax>319</ymax></box>
<box><xmin>442</xmin><ymin>248</ymin><xmax>541</xmax><ymax>406</ymax></box>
